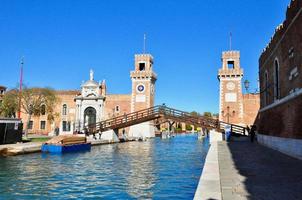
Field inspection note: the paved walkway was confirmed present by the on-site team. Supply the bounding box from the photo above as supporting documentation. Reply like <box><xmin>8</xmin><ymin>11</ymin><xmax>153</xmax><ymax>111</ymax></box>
<box><xmin>218</xmin><ymin>140</ymin><xmax>302</xmax><ymax>200</ymax></box>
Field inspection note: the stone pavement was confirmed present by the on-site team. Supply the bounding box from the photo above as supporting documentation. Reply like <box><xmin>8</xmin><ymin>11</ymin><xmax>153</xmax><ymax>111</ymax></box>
<box><xmin>218</xmin><ymin>140</ymin><xmax>302</xmax><ymax>200</ymax></box>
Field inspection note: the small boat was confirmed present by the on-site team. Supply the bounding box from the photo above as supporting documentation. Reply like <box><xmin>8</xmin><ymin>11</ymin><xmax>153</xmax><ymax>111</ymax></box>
<box><xmin>41</xmin><ymin>135</ymin><xmax>91</xmax><ymax>153</ymax></box>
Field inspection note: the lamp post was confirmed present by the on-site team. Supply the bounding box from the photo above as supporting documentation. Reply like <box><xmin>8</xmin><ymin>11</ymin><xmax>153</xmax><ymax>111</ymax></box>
<box><xmin>244</xmin><ymin>79</ymin><xmax>250</xmax><ymax>93</ymax></box>
<box><xmin>222</xmin><ymin>106</ymin><xmax>235</xmax><ymax>123</ymax></box>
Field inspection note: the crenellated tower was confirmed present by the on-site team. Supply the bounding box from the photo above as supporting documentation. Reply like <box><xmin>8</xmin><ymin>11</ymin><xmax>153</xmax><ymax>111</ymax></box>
<box><xmin>129</xmin><ymin>54</ymin><xmax>157</xmax><ymax>138</ymax></box>
<box><xmin>218</xmin><ymin>51</ymin><xmax>244</xmax><ymax>125</ymax></box>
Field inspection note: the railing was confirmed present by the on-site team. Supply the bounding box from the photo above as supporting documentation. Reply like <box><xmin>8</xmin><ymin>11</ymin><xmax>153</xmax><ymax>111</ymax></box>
<box><xmin>85</xmin><ymin>105</ymin><xmax>219</xmax><ymax>134</ymax></box>
<box><xmin>219</xmin><ymin>121</ymin><xmax>247</xmax><ymax>135</ymax></box>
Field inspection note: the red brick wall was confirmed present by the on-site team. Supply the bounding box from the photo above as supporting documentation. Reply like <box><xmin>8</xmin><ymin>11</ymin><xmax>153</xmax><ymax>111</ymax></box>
<box><xmin>258</xmin><ymin>0</ymin><xmax>302</xmax><ymax>139</ymax></box>
<box><xmin>256</xmin><ymin>96</ymin><xmax>302</xmax><ymax>139</ymax></box>
<box><xmin>104</xmin><ymin>94</ymin><xmax>131</xmax><ymax>119</ymax></box>
<box><xmin>242</xmin><ymin>94</ymin><xmax>260</xmax><ymax>126</ymax></box>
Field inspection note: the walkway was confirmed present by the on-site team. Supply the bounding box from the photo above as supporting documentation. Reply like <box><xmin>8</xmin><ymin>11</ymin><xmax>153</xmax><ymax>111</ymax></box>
<box><xmin>218</xmin><ymin>140</ymin><xmax>302</xmax><ymax>200</ymax></box>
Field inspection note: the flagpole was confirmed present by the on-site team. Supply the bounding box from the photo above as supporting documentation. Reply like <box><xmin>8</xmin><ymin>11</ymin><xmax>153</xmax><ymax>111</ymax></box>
<box><xmin>229</xmin><ymin>32</ymin><xmax>232</xmax><ymax>50</ymax></box>
<box><xmin>143</xmin><ymin>33</ymin><xmax>146</xmax><ymax>53</ymax></box>
<box><xmin>18</xmin><ymin>57</ymin><xmax>24</xmax><ymax>119</ymax></box>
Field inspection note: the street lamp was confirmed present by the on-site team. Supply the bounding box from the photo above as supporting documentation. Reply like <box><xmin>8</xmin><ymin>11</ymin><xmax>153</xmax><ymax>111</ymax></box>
<box><xmin>221</xmin><ymin>106</ymin><xmax>235</xmax><ymax>123</ymax></box>
<box><xmin>244</xmin><ymin>79</ymin><xmax>250</xmax><ymax>93</ymax></box>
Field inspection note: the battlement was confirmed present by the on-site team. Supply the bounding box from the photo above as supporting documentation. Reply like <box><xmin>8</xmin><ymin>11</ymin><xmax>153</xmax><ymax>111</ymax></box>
<box><xmin>260</xmin><ymin>0</ymin><xmax>302</xmax><ymax>64</ymax></box>
<box><xmin>218</xmin><ymin>68</ymin><xmax>243</xmax><ymax>80</ymax></box>
<box><xmin>130</xmin><ymin>70</ymin><xmax>157</xmax><ymax>80</ymax></box>
<box><xmin>135</xmin><ymin>54</ymin><xmax>153</xmax><ymax>60</ymax></box>
<box><xmin>222</xmin><ymin>51</ymin><xmax>240</xmax><ymax>58</ymax></box>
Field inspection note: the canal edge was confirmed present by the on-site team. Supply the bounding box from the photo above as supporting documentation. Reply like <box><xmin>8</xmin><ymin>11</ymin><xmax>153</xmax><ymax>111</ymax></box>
<box><xmin>194</xmin><ymin>136</ymin><xmax>222</xmax><ymax>200</ymax></box>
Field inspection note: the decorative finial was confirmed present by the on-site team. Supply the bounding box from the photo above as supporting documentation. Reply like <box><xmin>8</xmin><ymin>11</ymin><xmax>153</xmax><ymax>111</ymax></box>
<box><xmin>90</xmin><ymin>69</ymin><xmax>94</xmax><ymax>80</ymax></box>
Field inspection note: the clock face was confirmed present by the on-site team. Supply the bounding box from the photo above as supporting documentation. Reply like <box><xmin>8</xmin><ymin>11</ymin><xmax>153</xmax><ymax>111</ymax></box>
<box><xmin>137</xmin><ymin>84</ymin><xmax>145</xmax><ymax>92</ymax></box>
<box><xmin>226</xmin><ymin>82</ymin><xmax>235</xmax><ymax>91</ymax></box>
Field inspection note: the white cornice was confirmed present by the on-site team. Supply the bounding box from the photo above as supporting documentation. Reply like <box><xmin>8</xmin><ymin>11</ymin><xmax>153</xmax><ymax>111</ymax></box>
<box><xmin>260</xmin><ymin>88</ymin><xmax>302</xmax><ymax>112</ymax></box>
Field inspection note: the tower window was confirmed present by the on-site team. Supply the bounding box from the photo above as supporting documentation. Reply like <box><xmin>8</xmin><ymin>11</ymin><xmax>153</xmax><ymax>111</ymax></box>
<box><xmin>227</xmin><ymin>61</ymin><xmax>235</xmax><ymax>69</ymax></box>
<box><xmin>139</xmin><ymin>63</ymin><xmax>145</xmax><ymax>71</ymax></box>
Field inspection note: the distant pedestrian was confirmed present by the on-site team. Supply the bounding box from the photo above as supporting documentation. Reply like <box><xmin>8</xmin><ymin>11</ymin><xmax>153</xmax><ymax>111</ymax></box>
<box><xmin>55</xmin><ymin>127</ymin><xmax>59</xmax><ymax>136</ymax></box>
<box><xmin>250</xmin><ymin>125</ymin><xmax>256</xmax><ymax>143</ymax></box>
<box><xmin>246</xmin><ymin>125</ymin><xmax>250</xmax><ymax>135</ymax></box>
<box><xmin>84</xmin><ymin>128</ymin><xmax>89</xmax><ymax>137</ymax></box>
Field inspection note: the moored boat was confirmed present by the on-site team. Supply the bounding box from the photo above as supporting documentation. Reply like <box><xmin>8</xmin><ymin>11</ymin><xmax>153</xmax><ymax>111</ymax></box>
<box><xmin>41</xmin><ymin>135</ymin><xmax>91</xmax><ymax>153</ymax></box>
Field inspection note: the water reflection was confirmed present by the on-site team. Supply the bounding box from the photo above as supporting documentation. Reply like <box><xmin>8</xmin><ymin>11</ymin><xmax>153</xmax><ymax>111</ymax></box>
<box><xmin>125</xmin><ymin>141</ymin><xmax>155</xmax><ymax>199</ymax></box>
<box><xmin>0</xmin><ymin>134</ymin><xmax>209</xmax><ymax>200</ymax></box>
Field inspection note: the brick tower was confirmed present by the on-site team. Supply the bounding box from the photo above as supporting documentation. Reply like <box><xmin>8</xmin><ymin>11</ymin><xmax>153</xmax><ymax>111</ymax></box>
<box><xmin>218</xmin><ymin>51</ymin><xmax>244</xmax><ymax>125</ymax></box>
<box><xmin>128</xmin><ymin>54</ymin><xmax>157</xmax><ymax>138</ymax></box>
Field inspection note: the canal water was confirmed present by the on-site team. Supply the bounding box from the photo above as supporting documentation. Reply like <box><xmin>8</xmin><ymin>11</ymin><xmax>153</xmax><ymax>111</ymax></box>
<box><xmin>0</xmin><ymin>134</ymin><xmax>209</xmax><ymax>200</ymax></box>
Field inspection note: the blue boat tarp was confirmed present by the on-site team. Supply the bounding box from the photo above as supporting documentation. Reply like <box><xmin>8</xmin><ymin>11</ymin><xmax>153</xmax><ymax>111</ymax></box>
<box><xmin>41</xmin><ymin>143</ymin><xmax>91</xmax><ymax>153</ymax></box>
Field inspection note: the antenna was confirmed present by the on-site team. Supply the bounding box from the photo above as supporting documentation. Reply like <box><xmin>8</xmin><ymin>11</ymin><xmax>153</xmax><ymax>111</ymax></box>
<box><xmin>229</xmin><ymin>32</ymin><xmax>232</xmax><ymax>50</ymax></box>
<box><xmin>143</xmin><ymin>33</ymin><xmax>146</xmax><ymax>53</ymax></box>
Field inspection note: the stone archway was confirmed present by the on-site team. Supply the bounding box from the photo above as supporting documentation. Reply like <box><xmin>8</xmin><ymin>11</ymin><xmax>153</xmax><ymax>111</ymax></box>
<box><xmin>84</xmin><ymin>107</ymin><xmax>96</xmax><ymax>127</ymax></box>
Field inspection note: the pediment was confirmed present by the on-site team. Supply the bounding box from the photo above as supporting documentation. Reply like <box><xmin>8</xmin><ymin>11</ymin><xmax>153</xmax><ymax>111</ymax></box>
<box><xmin>86</xmin><ymin>93</ymin><xmax>97</xmax><ymax>97</ymax></box>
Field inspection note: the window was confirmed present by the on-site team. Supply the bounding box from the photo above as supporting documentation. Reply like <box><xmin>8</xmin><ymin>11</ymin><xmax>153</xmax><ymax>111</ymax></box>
<box><xmin>40</xmin><ymin>121</ymin><xmax>46</xmax><ymax>130</ymax></box>
<box><xmin>288</xmin><ymin>47</ymin><xmax>294</xmax><ymax>58</ymax></box>
<box><xmin>274</xmin><ymin>59</ymin><xmax>280</xmax><ymax>100</ymax></box>
<box><xmin>28</xmin><ymin>121</ymin><xmax>33</xmax><ymax>130</ymax></box>
<box><xmin>227</xmin><ymin>60</ymin><xmax>235</xmax><ymax>69</ymax></box>
<box><xmin>62</xmin><ymin>121</ymin><xmax>71</xmax><ymax>132</ymax></box>
<box><xmin>264</xmin><ymin>72</ymin><xmax>269</xmax><ymax>106</ymax></box>
<box><xmin>115</xmin><ymin>105</ymin><xmax>120</xmax><ymax>112</ymax></box>
<box><xmin>41</xmin><ymin>105</ymin><xmax>46</xmax><ymax>115</ymax></box>
<box><xmin>0</xmin><ymin>90</ymin><xmax>3</xmax><ymax>95</ymax></box>
<box><xmin>139</xmin><ymin>63</ymin><xmax>145</xmax><ymax>71</ymax></box>
<box><xmin>62</xmin><ymin>104</ymin><xmax>67</xmax><ymax>115</ymax></box>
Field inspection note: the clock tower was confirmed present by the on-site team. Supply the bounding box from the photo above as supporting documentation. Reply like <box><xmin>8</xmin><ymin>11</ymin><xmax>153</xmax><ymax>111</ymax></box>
<box><xmin>218</xmin><ymin>51</ymin><xmax>244</xmax><ymax>125</ymax></box>
<box><xmin>129</xmin><ymin>54</ymin><xmax>157</xmax><ymax>138</ymax></box>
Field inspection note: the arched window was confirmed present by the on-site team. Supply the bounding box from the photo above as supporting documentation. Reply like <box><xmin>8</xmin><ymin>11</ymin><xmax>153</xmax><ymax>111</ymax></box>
<box><xmin>264</xmin><ymin>71</ymin><xmax>269</xmax><ymax>106</ymax></box>
<box><xmin>41</xmin><ymin>104</ymin><xmax>46</xmax><ymax>115</ymax></box>
<box><xmin>62</xmin><ymin>104</ymin><xmax>67</xmax><ymax>115</ymax></box>
<box><xmin>274</xmin><ymin>59</ymin><xmax>280</xmax><ymax>100</ymax></box>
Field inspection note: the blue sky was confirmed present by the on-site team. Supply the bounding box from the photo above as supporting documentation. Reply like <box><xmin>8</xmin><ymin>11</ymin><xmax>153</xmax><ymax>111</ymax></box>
<box><xmin>0</xmin><ymin>0</ymin><xmax>290</xmax><ymax>113</ymax></box>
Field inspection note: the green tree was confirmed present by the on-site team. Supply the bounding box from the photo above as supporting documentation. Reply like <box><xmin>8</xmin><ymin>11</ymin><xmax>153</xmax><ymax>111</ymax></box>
<box><xmin>190</xmin><ymin>111</ymin><xmax>200</xmax><ymax>117</ymax></box>
<box><xmin>186</xmin><ymin>124</ymin><xmax>192</xmax><ymax>131</ymax></box>
<box><xmin>203</xmin><ymin>112</ymin><xmax>212</xmax><ymax>118</ymax></box>
<box><xmin>212</xmin><ymin>113</ymin><xmax>219</xmax><ymax>119</ymax></box>
<box><xmin>20</xmin><ymin>87</ymin><xmax>58</xmax><ymax>137</ymax></box>
<box><xmin>0</xmin><ymin>89</ymin><xmax>18</xmax><ymax>118</ymax></box>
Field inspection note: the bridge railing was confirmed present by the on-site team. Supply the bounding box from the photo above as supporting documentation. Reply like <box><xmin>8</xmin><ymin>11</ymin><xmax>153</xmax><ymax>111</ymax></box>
<box><xmin>85</xmin><ymin>105</ymin><xmax>220</xmax><ymax>134</ymax></box>
<box><xmin>219</xmin><ymin>121</ymin><xmax>247</xmax><ymax>135</ymax></box>
<box><xmin>87</xmin><ymin>106</ymin><xmax>162</xmax><ymax>133</ymax></box>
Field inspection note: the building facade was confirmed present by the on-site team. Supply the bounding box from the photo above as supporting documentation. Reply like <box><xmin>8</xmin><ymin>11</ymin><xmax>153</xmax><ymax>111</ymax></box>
<box><xmin>218</xmin><ymin>51</ymin><xmax>260</xmax><ymax>126</ymax></box>
<box><xmin>22</xmin><ymin>53</ymin><xmax>155</xmax><ymax>137</ymax></box>
<box><xmin>257</xmin><ymin>0</ymin><xmax>302</xmax><ymax>159</ymax></box>
<box><xmin>0</xmin><ymin>85</ymin><xmax>7</xmax><ymax>104</ymax></box>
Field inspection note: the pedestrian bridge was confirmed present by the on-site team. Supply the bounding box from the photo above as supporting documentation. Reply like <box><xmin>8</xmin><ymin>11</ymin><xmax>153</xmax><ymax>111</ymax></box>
<box><xmin>86</xmin><ymin>105</ymin><xmax>247</xmax><ymax>136</ymax></box>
